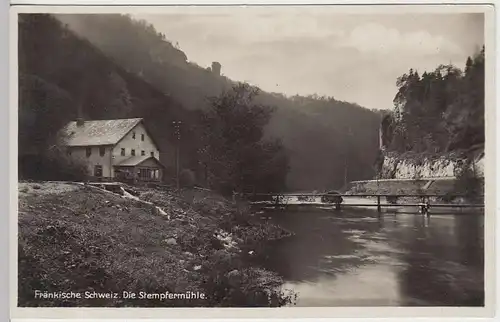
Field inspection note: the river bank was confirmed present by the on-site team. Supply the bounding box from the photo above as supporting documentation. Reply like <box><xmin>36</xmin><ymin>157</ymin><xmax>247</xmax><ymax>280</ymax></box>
<box><xmin>18</xmin><ymin>181</ymin><xmax>295</xmax><ymax>307</ymax></box>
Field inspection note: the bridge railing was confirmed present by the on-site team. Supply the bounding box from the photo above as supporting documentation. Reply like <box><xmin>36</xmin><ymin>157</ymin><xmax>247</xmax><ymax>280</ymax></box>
<box><xmin>240</xmin><ymin>193</ymin><xmax>483</xmax><ymax>198</ymax></box>
<box><xmin>239</xmin><ymin>192</ymin><xmax>485</xmax><ymax>214</ymax></box>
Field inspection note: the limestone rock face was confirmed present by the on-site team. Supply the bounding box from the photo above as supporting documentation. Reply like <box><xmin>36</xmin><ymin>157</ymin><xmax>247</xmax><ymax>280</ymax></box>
<box><xmin>380</xmin><ymin>150</ymin><xmax>484</xmax><ymax>180</ymax></box>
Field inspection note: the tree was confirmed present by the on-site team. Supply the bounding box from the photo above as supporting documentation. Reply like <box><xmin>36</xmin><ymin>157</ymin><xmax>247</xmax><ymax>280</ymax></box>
<box><xmin>104</xmin><ymin>71</ymin><xmax>133</xmax><ymax>117</ymax></box>
<box><xmin>199</xmin><ymin>83</ymin><xmax>289</xmax><ymax>194</ymax></box>
<box><xmin>18</xmin><ymin>74</ymin><xmax>75</xmax><ymax>155</ymax></box>
<box><xmin>387</xmin><ymin>47</ymin><xmax>485</xmax><ymax>154</ymax></box>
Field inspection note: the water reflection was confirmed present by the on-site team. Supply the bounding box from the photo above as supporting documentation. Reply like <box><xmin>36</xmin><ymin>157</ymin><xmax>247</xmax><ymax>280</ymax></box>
<box><xmin>262</xmin><ymin>209</ymin><xmax>484</xmax><ymax>306</ymax></box>
<box><xmin>284</xmin><ymin>264</ymin><xmax>402</xmax><ymax>306</ymax></box>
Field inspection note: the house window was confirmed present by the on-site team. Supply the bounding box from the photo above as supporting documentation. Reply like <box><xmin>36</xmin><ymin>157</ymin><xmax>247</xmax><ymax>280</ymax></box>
<box><xmin>132</xmin><ymin>132</ymin><xmax>136</xmax><ymax>139</ymax></box>
<box><xmin>121</xmin><ymin>148</ymin><xmax>125</xmax><ymax>156</ymax></box>
<box><xmin>99</xmin><ymin>147</ymin><xmax>105</xmax><ymax>156</ymax></box>
<box><xmin>141</xmin><ymin>150</ymin><xmax>145</xmax><ymax>156</ymax></box>
<box><xmin>94</xmin><ymin>165</ymin><xmax>103</xmax><ymax>177</ymax></box>
<box><xmin>86</xmin><ymin>147</ymin><xmax>92</xmax><ymax>157</ymax></box>
<box><xmin>131</xmin><ymin>149</ymin><xmax>136</xmax><ymax>156</ymax></box>
<box><xmin>151</xmin><ymin>151</ymin><xmax>154</xmax><ymax>157</ymax></box>
<box><xmin>141</xmin><ymin>134</ymin><xmax>145</xmax><ymax>141</ymax></box>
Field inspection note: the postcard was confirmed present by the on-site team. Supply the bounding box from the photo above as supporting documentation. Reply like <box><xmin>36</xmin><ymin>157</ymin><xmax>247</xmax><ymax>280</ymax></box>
<box><xmin>9</xmin><ymin>3</ymin><xmax>496</xmax><ymax>319</ymax></box>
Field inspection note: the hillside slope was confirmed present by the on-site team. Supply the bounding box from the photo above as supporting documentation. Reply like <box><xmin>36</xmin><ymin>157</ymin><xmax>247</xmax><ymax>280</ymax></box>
<box><xmin>54</xmin><ymin>14</ymin><xmax>381</xmax><ymax>190</ymax></box>
<box><xmin>19</xmin><ymin>14</ymin><xmax>202</xmax><ymax>180</ymax></box>
<box><xmin>18</xmin><ymin>182</ymin><xmax>294</xmax><ymax>307</ymax></box>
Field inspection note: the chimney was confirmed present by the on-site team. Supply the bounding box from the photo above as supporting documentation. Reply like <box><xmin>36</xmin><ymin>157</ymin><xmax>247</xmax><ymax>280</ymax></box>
<box><xmin>76</xmin><ymin>118</ymin><xmax>85</xmax><ymax>127</ymax></box>
<box><xmin>76</xmin><ymin>103</ymin><xmax>85</xmax><ymax>127</ymax></box>
<box><xmin>211</xmin><ymin>62</ymin><xmax>221</xmax><ymax>76</ymax></box>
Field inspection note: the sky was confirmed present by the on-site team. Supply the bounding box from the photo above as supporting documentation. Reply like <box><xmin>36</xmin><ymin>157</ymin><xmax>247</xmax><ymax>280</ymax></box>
<box><xmin>135</xmin><ymin>8</ymin><xmax>484</xmax><ymax>110</ymax></box>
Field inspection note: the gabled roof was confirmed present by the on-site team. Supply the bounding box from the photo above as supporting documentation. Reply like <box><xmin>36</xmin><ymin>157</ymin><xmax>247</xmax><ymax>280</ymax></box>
<box><xmin>115</xmin><ymin>155</ymin><xmax>165</xmax><ymax>168</ymax></box>
<box><xmin>60</xmin><ymin>118</ymin><xmax>143</xmax><ymax>147</ymax></box>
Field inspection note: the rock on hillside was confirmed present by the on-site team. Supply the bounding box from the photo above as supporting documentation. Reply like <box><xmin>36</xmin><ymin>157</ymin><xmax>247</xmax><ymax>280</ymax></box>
<box><xmin>380</xmin><ymin>148</ymin><xmax>484</xmax><ymax>180</ymax></box>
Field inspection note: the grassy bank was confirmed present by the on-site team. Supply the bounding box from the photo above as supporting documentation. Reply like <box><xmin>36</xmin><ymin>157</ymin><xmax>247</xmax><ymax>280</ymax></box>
<box><xmin>18</xmin><ymin>182</ymin><xmax>295</xmax><ymax>307</ymax></box>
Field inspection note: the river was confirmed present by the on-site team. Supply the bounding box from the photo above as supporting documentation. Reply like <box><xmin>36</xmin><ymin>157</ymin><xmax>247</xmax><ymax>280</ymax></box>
<box><xmin>259</xmin><ymin>208</ymin><xmax>484</xmax><ymax>306</ymax></box>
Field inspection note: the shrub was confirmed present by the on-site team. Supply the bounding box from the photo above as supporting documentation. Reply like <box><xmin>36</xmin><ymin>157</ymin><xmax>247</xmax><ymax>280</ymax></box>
<box><xmin>19</xmin><ymin>145</ymin><xmax>89</xmax><ymax>182</ymax></box>
<box><xmin>386</xmin><ymin>195</ymin><xmax>398</xmax><ymax>204</ymax></box>
<box><xmin>198</xmin><ymin>250</ymin><xmax>295</xmax><ymax>307</ymax></box>
<box><xmin>453</xmin><ymin>160</ymin><xmax>483</xmax><ymax>202</ymax></box>
<box><xmin>44</xmin><ymin>146</ymin><xmax>89</xmax><ymax>181</ymax></box>
<box><xmin>297</xmin><ymin>195</ymin><xmax>314</xmax><ymax>202</ymax></box>
<box><xmin>179</xmin><ymin>169</ymin><xmax>196</xmax><ymax>188</ymax></box>
<box><xmin>441</xmin><ymin>193</ymin><xmax>456</xmax><ymax>203</ymax></box>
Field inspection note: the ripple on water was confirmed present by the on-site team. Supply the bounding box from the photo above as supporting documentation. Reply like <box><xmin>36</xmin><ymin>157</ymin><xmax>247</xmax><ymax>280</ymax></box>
<box><xmin>343</xmin><ymin>229</ymin><xmax>366</xmax><ymax>235</ymax></box>
<box><xmin>333</xmin><ymin>217</ymin><xmax>381</xmax><ymax>224</ymax></box>
<box><xmin>323</xmin><ymin>254</ymin><xmax>360</xmax><ymax>260</ymax></box>
<box><xmin>362</xmin><ymin>254</ymin><xmax>407</xmax><ymax>267</ymax></box>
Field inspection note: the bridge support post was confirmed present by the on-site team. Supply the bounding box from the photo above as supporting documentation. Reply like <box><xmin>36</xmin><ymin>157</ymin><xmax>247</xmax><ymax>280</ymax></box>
<box><xmin>420</xmin><ymin>204</ymin><xmax>430</xmax><ymax>216</ymax></box>
<box><xmin>419</xmin><ymin>197</ymin><xmax>430</xmax><ymax>217</ymax></box>
<box><xmin>377</xmin><ymin>195</ymin><xmax>381</xmax><ymax>213</ymax></box>
<box><xmin>335</xmin><ymin>201</ymin><xmax>341</xmax><ymax>211</ymax></box>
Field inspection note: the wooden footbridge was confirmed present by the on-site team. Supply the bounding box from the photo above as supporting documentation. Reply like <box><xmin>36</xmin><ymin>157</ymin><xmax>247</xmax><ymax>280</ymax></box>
<box><xmin>242</xmin><ymin>192</ymin><xmax>484</xmax><ymax>215</ymax></box>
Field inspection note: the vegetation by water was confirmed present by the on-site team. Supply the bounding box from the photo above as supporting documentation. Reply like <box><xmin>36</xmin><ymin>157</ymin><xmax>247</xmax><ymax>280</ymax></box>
<box><xmin>198</xmin><ymin>83</ymin><xmax>289</xmax><ymax>194</ymax></box>
<box><xmin>448</xmin><ymin>161</ymin><xmax>484</xmax><ymax>203</ymax></box>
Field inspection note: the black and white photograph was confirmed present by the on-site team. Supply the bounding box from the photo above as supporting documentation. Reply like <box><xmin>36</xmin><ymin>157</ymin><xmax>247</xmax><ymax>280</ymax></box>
<box><xmin>12</xmin><ymin>4</ymin><xmax>493</xmax><ymax>316</ymax></box>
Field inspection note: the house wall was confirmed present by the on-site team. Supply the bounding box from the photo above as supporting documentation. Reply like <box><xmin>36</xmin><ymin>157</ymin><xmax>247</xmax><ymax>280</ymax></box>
<box><xmin>69</xmin><ymin>145</ymin><xmax>114</xmax><ymax>177</ymax></box>
<box><xmin>67</xmin><ymin>122</ymin><xmax>162</xmax><ymax>179</ymax></box>
<box><xmin>111</xmin><ymin>123</ymin><xmax>161</xmax><ymax>177</ymax></box>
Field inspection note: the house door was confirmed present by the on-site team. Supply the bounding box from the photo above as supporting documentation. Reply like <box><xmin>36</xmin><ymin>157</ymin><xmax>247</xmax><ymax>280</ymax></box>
<box><xmin>138</xmin><ymin>168</ymin><xmax>153</xmax><ymax>180</ymax></box>
<box><xmin>94</xmin><ymin>165</ymin><xmax>103</xmax><ymax>177</ymax></box>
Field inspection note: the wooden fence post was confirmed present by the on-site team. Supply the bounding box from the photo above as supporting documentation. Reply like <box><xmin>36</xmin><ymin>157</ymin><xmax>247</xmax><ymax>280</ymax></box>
<box><xmin>426</xmin><ymin>197</ymin><xmax>431</xmax><ymax>217</ymax></box>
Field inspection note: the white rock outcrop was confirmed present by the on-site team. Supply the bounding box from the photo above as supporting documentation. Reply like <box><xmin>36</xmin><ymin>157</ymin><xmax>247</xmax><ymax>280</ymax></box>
<box><xmin>380</xmin><ymin>151</ymin><xmax>484</xmax><ymax>179</ymax></box>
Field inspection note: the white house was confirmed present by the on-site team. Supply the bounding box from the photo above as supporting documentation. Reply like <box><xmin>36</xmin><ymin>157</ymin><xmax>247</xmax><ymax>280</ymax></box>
<box><xmin>59</xmin><ymin>118</ymin><xmax>165</xmax><ymax>182</ymax></box>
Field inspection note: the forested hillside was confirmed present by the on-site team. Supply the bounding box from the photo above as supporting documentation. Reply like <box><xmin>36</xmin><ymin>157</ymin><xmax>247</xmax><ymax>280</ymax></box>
<box><xmin>381</xmin><ymin>47</ymin><xmax>485</xmax><ymax>154</ymax></box>
<box><xmin>19</xmin><ymin>14</ymin><xmax>206</xmax><ymax>180</ymax></box>
<box><xmin>19</xmin><ymin>13</ymin><xmax>382</xmax><ymax>191</ymax></box>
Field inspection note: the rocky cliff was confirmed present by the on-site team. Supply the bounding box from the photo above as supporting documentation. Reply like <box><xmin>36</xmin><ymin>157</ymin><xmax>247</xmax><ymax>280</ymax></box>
<box><xmin>379</xmin><ymin>146</ymin><xmax>484</xmax><ymax>180</ymax></box>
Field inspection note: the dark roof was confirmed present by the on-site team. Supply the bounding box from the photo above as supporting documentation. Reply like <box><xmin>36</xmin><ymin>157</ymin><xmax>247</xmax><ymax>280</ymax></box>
<box><xmin>115</xmin><ymin>155</ymin><xmax>165</xmax><ymax>168</ymax></box>
<box><xmin>60</xmin><ymin>118</ymin><xmax>143</xmax><ymax>147</ymax></box>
